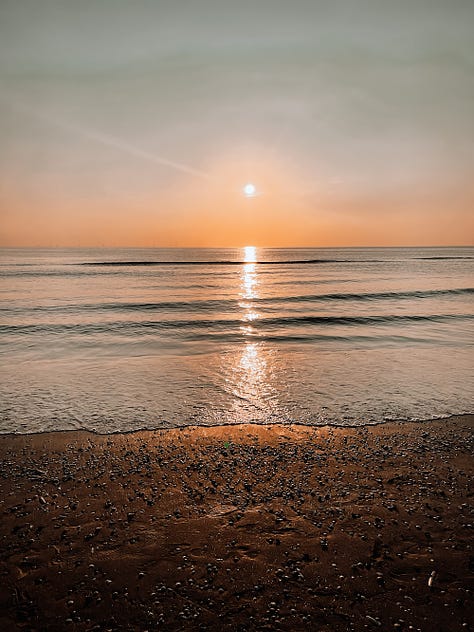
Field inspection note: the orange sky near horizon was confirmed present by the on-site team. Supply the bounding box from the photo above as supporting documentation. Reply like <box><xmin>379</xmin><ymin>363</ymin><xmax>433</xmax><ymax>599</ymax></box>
<box><xmin>0</xmin><ymin>200</ymin><xmax>474</xmax><ymax>248</ymax></box>
<box><xmin>2</xmin><ymin>157</ymin><xmax>473</xmax><ymax>247</ymax></box>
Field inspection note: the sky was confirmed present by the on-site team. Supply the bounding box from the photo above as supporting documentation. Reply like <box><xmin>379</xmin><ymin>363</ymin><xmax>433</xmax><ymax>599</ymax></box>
<box><xmin>0</xmin><ymin>0</ymin><xmax>473</xmax><ymax>247</ymax></box>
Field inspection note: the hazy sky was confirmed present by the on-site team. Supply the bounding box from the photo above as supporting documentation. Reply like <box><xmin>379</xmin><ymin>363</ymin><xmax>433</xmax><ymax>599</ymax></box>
<box><xmin>0</xmin><ymin>0</ymin><xmax>473</xmax><ymax>247</ymax></box>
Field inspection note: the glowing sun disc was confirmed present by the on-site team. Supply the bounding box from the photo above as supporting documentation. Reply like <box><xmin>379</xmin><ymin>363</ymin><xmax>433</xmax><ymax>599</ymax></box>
<box><xmin>243</xmin><ymin>183</ymin><xmax>256</xmax><ymax>197</ymax></box>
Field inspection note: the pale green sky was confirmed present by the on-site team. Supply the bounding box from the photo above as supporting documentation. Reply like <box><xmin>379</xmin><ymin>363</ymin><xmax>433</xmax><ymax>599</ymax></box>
<box><xmin>0</xmin><ymin>0</ymin><xmax>473</xmax><ymax>246</ymax></box>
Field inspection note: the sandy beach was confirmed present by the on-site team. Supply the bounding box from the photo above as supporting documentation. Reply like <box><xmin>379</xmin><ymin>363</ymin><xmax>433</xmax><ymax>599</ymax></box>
<box><xmin>0</xmin><ymin>416</ymin><xmax>472</xmax><ymax>631</ymax></box>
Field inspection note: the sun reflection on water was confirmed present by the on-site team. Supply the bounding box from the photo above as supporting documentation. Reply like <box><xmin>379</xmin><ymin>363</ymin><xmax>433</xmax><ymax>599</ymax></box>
<box><xmin>237</xmin><ymin>249</ymin><xmax>265</xmax><ymax>399</ymax></box>
<box><xmin>239</xmin><ymin>247</ymin><xmax>260</xmax><ymax>337</ymax></box>
<box><xmin>228</xmin><ymin>339</ymin><xmax>279</xmax><ymax>423</ymax></box>
<box><xmin>223</xmin><ymin>247</ymin><xmax>278</xmax><ymax>422</ymax></box>
<box><xmin>242</xmin><ymin>310</ymin><xmax>259</xmax><ymax>322</ymax></box>
<box><xmin>241</xmin><ymin>263</ymin><xmax>258</xmax><ymax>301</ymax></box>
<box><xmin>240</xmin><ymin>342</ymin><xmax>266</xmax><ymax>383</ymax></box>
<box><xmin>244</xmin><ymin>246</ymin><xmax>257</xmax><ymax>263</ymax></box>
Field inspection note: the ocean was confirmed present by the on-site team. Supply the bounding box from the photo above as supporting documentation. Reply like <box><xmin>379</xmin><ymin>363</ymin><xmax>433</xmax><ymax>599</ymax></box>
<box><xmin>0</xmin><ymin>246</ymin><xmax>472</xmax><ymax>434</ymax></box>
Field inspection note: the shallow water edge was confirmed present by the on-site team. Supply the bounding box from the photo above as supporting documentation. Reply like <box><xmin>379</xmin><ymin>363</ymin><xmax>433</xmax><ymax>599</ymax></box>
<box><xmin>1</xmin><ymin>412</ymin><xmax>472</xmax><ymax>438</ymax></box>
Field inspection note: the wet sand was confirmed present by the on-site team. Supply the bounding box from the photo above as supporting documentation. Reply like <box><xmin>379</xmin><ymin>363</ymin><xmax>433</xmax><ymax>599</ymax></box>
<box><xmin>0</xmin><ymin>416</ymin><xmax>472</xmax><ymax>631</ymax></box>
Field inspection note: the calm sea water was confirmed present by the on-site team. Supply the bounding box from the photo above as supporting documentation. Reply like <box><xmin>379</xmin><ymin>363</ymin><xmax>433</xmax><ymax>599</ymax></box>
<box><xmin>0</xmin><ymin>247</ymin><xmax>472</xmax><ymax>434</ymax></box>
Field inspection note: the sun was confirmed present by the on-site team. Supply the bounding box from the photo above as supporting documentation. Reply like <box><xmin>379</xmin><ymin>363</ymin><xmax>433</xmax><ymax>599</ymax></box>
<box><xmin>243</xmin><ymin>183</ymin><xmax>256</xmax><ymax>197</ymax></box>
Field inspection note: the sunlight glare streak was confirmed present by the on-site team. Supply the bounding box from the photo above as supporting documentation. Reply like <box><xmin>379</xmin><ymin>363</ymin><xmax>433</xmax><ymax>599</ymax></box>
<box><xmin>241</xmin><ymin>263</ymin><xmax>257</xmax><ymax>300</ymax></box>
<box><xmin>243</xmin><ymin>311</ymin><xmax>259</xmax><ymax>322</ymax></box>
<box><xmin>240</xmin><ymin>247</ymin><xmax>260</xmax><ymax>336</ymax></box>
<box><xmin>244</xmin><ymin>246</ymin><xmax>257</xmax><ymax>263</ymax></box>
<box><xmin>240</xmin><ymin>342</ymin><xmax>266</xmax><ymax>377</ymax></box>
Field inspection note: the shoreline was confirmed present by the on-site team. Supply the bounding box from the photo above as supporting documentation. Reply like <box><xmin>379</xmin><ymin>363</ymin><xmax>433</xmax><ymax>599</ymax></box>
<box><xmin>0</xmin><ymin>415</ymin><xmax>472</xmax><ymax>630</ymax></box>
<box><xmin>1</xmin><ymin>412</ymin><xmax>473</xmax><ymax>439</ymax></box>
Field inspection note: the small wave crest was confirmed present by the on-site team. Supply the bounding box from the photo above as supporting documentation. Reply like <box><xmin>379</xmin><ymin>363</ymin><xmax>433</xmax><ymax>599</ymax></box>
<box><xmin>416</xmin><ymin>256</ymin><xmax>474</xmax><ymax>260</ymax></box>
<box><xmin>81</xmin><ymin>259</ymin><xmax>344</xmax><ymax>266</ymax></box>
<box><xmin>81</xmin><ymin>256</ymin><xmax>474</xmax><ymax>266</ymax></box>
<box><xmin>2</xmin><ymin>313</ymin><xmax>472</xmax><ymax>336</ymax></box>
<box><xmin>1</xmin><ymin>287</ymin><xmax>471</xmax><ymax>315</ymax></box>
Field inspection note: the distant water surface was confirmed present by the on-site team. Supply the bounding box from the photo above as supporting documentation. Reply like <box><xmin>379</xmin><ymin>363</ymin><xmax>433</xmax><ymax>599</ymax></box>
<box><xmin>0</xmin><ymin>247</ymin><xmax>472</xmax><ymax>434</ymax></box>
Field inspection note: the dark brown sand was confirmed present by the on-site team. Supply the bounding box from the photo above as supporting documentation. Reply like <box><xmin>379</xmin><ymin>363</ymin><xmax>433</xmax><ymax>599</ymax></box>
<box><xmin>0</xmin><ymin>416</ymin><xmax>472</xmax><ymax>631</ymax></box>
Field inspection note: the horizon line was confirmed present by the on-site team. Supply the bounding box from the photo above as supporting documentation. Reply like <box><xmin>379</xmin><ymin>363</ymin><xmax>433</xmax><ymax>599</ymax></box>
<box><xmin>1</xmin><ymin>244</ymin><xmax>473</xmax><ymax>250</ymax></box>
